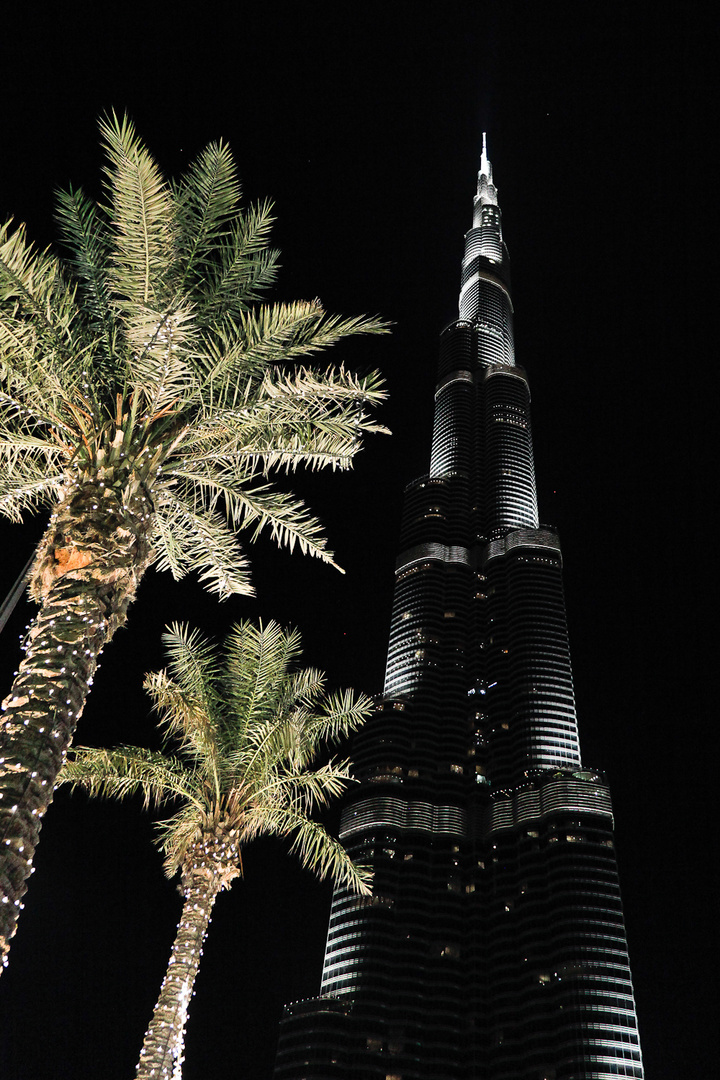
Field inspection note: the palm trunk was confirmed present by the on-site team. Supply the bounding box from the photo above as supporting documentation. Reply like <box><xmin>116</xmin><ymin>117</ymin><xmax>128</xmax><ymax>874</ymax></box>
<box><xmin>136</xmin><ymin>849</ymin><xmax>236</xmax><ymax>1080</ymax></box>
<box><xmin>0</xmin><ymin>472</ymin><xmax>154</xmax><ymax>968</ymax></box>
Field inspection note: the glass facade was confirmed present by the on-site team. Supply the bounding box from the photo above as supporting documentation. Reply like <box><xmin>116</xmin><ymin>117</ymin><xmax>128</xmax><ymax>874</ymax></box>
<box><xmin>273</xmin><ymin>139</ymin><xmax>644</xmax><ymax>1080</ymax></box>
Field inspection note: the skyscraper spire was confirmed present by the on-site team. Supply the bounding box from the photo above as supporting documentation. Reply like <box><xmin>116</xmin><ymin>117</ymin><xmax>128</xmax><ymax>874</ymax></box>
<box><xmin>476</xmin><ymin>129</ymin><xmax>498</xmax><ymax>208</ymax></box>
<box><xmin>480</xmin><ymin>131</ymin><xmax>491</xmax><ymax>180</ymax></box>
<box><xmin>273</xmin><ymin>145</ymin><xmax>645</xmax><ymax>1080</ymax></box>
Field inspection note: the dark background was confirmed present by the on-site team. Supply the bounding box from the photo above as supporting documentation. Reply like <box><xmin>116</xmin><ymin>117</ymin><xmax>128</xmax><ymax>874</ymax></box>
<box><xmin>0</xmin><ymin>3</ymin><xmax>715</xmax><ymax>1078</ymax></box>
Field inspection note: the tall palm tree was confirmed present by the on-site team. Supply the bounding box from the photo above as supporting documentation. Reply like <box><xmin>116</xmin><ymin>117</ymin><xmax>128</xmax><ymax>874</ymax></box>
<box><xmin>62</xmin><ymin>620</ymin><xmax>372</xmax><ymax>1080</ymax></box>
<box><xmin>0</xmin><ymin>115</ymin><xmax>386</xmax><ymax>964</ymax></box>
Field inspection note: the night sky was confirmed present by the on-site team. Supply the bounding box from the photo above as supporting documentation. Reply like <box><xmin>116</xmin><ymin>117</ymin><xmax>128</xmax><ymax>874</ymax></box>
<box><xmin>0</xmin><ymin>4</ymin><xmax>715</xmax><ymax>1079</ymax></box>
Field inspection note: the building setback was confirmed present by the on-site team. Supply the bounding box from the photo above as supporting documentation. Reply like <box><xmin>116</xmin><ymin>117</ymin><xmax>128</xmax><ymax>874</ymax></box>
<box><xmin>273</xmin><ymin>139</ymin><xmax>644</xmax><ymax>1080</ymax></box>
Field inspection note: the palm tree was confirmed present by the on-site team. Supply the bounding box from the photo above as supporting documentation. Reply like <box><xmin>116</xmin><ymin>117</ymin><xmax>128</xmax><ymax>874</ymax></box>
<box><xmin>63</xmin><ymin>620</ymin><xmax>372</xmax><ymax>1080</ymax></box>
<box><xmin>0</xmin><ymin>114</ymin><xmax>386</xmax><ymax>964</ymax></box>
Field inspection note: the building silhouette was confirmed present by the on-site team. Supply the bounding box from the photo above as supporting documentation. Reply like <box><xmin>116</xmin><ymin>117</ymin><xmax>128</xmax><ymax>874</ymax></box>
<box><xmin>273</xmin><ymin>139</ymin><xmax>644</xmax><ymax>1080</ymax></box>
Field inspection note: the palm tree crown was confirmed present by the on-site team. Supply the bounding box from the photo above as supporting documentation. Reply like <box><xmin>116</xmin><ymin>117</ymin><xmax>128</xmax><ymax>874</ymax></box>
<box><xmin>0</xmin><ymin>113</ymin><xmax>387</xmax><ymax>597</ymax></box>
<box><xmin>0</xmin><ymin>114</ymin><xmax>386</xmax><ymax>967</ymax></box>
<box><xmin>63</xmin><ymin>620</ymin><xmax>372</xmax><ymax>1079</ymax></box>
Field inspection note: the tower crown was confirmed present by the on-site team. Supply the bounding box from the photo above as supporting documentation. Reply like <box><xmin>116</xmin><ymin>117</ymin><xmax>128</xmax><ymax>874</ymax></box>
<box><xmin>476</xmin><ymin>132</ymin><xmax>498</xmax><ymax>207</ymax></box>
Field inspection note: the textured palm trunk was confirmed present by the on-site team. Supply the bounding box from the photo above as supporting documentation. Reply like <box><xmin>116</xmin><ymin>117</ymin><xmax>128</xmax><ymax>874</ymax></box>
<box><xmin>136</xmin><ymin>842</ymin><xmax>240</xmax><ymax>1080</ymax></box>
<box><xmin>0</xmin><ymin>467</ymin><xmax>154</xmax><ymax>967</ymax></box>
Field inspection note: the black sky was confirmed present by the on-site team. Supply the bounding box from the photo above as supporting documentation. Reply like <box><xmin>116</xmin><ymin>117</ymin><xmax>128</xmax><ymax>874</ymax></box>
<box><xmin>0</xmin><ymin>4</ymin><xmax>716</xmax><ymax>1079</ymax></box>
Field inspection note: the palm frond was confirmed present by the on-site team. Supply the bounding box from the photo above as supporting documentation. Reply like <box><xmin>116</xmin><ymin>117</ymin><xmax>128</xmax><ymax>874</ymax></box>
<box><xmin>151</xmin><ymin>623</ymin><xmax>224</xmax><ymax>789</ymax></box>
<box><xmin>61</xmin><ymin>745</ymin><xmax>198</xmax><ymax>811</ymax></box>
<box><xmin>195</xmin><ymin>198</ymin><xmax>279</xmax><ymax>323</ymax></box>
<box><xmin>99</xmin><ymin>112</ymin><xmax>174</xmax><ymax>319</ymax></box>
<box><xmin>312</xmin><ymin>688</ymin><xmax>376</xmax><ymax>743</ymax></box>
<box><xmin>152</xmin><ymin>486</ymin><xmax>253</xmax><ymax>597</ymax></box>
<box><xmin>144</xmin><ymin>666</ymin><xmax>222</xmax><ymax>804</ymax></box>
<box><xmin>167</xmin><ymin>467</ymin><xmax>338</xmax><ymax>567</ymax></box>
<box><xmin>155</xmin><ymin>805</ymin><xmax>206</xmax><ymax>877</ymax></box>
<box><xmin>0</xmin><ymin>443</ymin><xmax>65</xmax><ymax>522</ymax></box>
<box><xmin>126</xmin><ymin>304</ymin><xmax>199</xmax><ymax>417</ymax></box>
<box><xmin>0</xmin><ymin>219</ymin><xmax>77</xmax><ymax>351</ymax></box>
<box><xmin>282</xmin><ymin>666</ymin><xmax>327</xmax><ymax>710</ymax></box>
<box><xmin>54</xmin><ymin>186</ymin><xmax>112</xmax><ymax>330</ymax></box>
<box><xmin>270</xmin><ymin>309</ymin><xmax>391</xmax><ymax>359</ymax></box>
<box><xmin>172</xmin><ymin>140</ymin><xmax>242</xmax><ymax>289</ymax></box>
<box><xmin>267</xmin><ymin>759</ymin><xmax>354</xmax><ymax>808</ymax></box>
<box><xmin>221</xmin><ymin>620</ymin><xmax>303</xmax><ymax>737</ymax></box>
<box><xmin>244</xmin><ymin>806</ymin><xmax>371</xmax><ymax>895</ymax></box>
<box><xmin>0</xmin><ymin>304</ymin><xmax>39</xmax><ymax>371</ymax></box>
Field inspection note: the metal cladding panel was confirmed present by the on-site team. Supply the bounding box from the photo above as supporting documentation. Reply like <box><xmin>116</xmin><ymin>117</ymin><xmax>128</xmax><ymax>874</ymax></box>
<box><xmin>340</xmin><ymin>796</ymin><xmax>467</xmax><ymax>839</ymax></box>
<box><xmin>487</xmin><ymin>776</ymin><xmax>614</xmax><ymax>836</ymax></box>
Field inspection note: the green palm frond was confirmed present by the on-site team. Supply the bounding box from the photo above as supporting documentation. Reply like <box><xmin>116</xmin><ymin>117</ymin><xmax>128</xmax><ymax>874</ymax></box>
<box><xmin>172</xmin><ymin>139</ymin><xmax>242</xmax><ymax>288</ymax></box>
<box><xmin>0</xmin><ymin>300</ymin><xmax>39</xmax><ymax>371</ymax></box>
<box><xmin>225</xmin><ymin>301</ymin><xmax>389</xmax><ymax>377</ymax></box>
<box><xmin>0</xmin><ymin>352</ymin><xmax>81</xmax><ymax>433</ymax></box>
<box><xmin>245</xmin><ymin>805</ymin><xmax>371</xmax><ymax>894</ymax></box>
<box><xmin>255</xmin><ymin>759</ymin><xmax>355</xmax><ymax>809</ymax></box>
<box><xmin>62</xmin><ymin>745</ymin><xmax>198</xmax><ymax>811</ymax></box>
<box><xmin>99</xmin><ymin>112</ymin><xmax>174</xmax><ymax>318</ymax></box>
<box><xmin>146</xmin><ymin>623</ymin><xmax>223</xmax><ymax>796</ymax></box>
<box><xmin>313</xmin><ymin>687</ymin><xmax>376</xmax><ymax>743</ymax></box>
<box><xmin>144</xmin><ymin>671</ymin><xmax>221</xmax><ymax>789</ymax></box>
<box><xmin>271</xmin><ymin>310</ymin><xmax>390</xmax><ymax>359</ymax></box>
<box><xmin>182</xmin><ymin>370</ymin><xmax>387</xmax><ymax>475</ymax></box>
<box><xmin>154</xmin><ymin>804</ymin><xmax>207</xmax><ymax>877</ymax></box>
<box><xmin>195</xmin><ymin>197</ymin><xmax>279</xmax><ymax>324</ymax></box>
<box><xmin>163</xmin><ymin>465</ymin><xmax>337</xmax><ymax>568</ymax></box>
<box><xmin>126</xmin><ymin>303</ymin><xmax>199</xmax><ymax>417</ymax></box>
<box><xmin>236</xmin><ymin>481</ymin><xmax>337</xmax><ymax>564</ymax></box>
<box><xmin>0</xmin><ymin>220</ymin><xmax>77</xmax><ymax>352</ymax></box>
<box><xmin>231</xmin><ymin>298</ymin><xmax>327</xmax><ymax>368</ymax></box>
<box><xmin>0</xmin><ymin>444</ymin><xmax>65</xmax><ymax>521</ymax></box>
<box><xmin>282</xmin><ymin>666</ymin><xmax>327</xmax><ymax>710</ymax></box>
<box><xmin>54</xmin><ymin>186</ymin><xmax>112</xmax><ymax>332</ymax></box>
<box><xmin>221</xmin><ymin>620</ymin><xmax>303</xmax><ymax>732</ymax></box>
<box><xmin>151</xmin><ymin>488</ymin><xmax>253</xmax><ymax>597</ymax></box>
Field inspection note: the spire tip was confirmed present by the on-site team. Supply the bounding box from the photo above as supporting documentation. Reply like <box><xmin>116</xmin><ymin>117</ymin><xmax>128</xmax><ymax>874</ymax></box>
<box><xmin>476</xmin><ymin>133</ymin><xmax>498</xmax><ymax>208</ymax></box>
